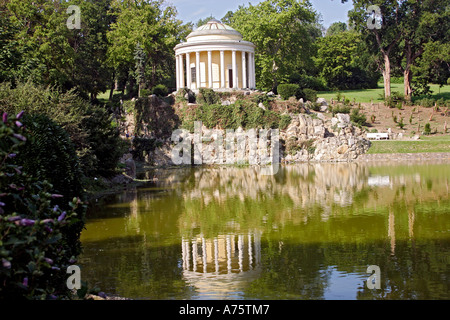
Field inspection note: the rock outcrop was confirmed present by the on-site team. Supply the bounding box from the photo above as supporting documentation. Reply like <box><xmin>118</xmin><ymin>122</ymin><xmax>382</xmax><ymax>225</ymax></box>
<box><xmin>147</xmin><ymin>113</ymin><xmax>371</xmax><ymax>166</ymax></box>
<box><xmin>282</xmin><ymin>113</ymin><xmax>371</xmax><ymax>163</ymax></box>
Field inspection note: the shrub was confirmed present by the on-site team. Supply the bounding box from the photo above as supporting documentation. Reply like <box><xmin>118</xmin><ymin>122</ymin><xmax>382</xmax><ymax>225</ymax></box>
<box><xmin>302</xmin><ymin>89</ymin><xmax>317</xmax><ymax>103</ymax></box>
<box><xmin>291</xmin><ymin>74</ymin><xmax>328</xmax><ymax>91</ymax></box>
<box><xmin>0</xmin><ymin>111</ymin><xmax>85</xmax><ymax>299</ymax></box>
<box><xmin>277</xmin><ymin>84</ymin><xmax>301</xmax><ymax>100</ymax></box>
<box><xmin>139</xmin><ymin>88</ymin><xmax>151</xmax><ymax>97</ymax></box>
<box><xmin>0</xmin><ymin>82</ymin><xmax>124</xmax><ymax>177</ymax></box>
<box><xmin>197</xmin><ymin>88</ymin><xmax>220</xmax><ymax>105</ymax></box>
<box><xmin>331</xmin><ymin>105</ymin><xmax>351</xmax><ymax>116</ymax></box>
<box><xmin>279</xmin><ymin>115</ymin><xmax>292</xmax><ymax>130</ymax></box>
<box><xmin>423</xmin><ymin>123</ymin><xmax>432</xmax><ymax>135</ymax></box>
<box><xmin>151</xmin><ymin>84</ymin><xmax>168</xmax><ymax>97</ymax></box>
<box><xmin>350</xmin><ymin>109</ymin><xmax>367</xmax><ymax>127</ymax></box>
<box><xmin>415</xmin><ymin>98</ymin><xmax>435</xmax><ymax>108</ymax></box>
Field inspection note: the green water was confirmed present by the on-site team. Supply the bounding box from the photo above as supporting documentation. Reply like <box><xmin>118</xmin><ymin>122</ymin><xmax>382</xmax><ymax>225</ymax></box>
<box><xmin>80</xmin><ymin>161</ymin><xmax>450</xmax><ymax>300</ymax></box>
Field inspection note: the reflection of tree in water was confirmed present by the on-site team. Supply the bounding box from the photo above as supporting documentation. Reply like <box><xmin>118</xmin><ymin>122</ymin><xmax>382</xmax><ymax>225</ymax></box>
<box><xmin>81</xmin><ymin>161</ymin><xmax>449</xmax><ymax>299</ymax></box>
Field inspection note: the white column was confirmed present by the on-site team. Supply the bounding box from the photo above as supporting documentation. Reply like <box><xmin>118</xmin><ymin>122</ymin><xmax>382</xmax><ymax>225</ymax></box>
<box><xmin>192</xmin><ymin>239</ymin><xmax>198</xmax><ymax>272</ymax></box>
<box><xmin>208</xmin><ymin>51</ymin><xmax>212</xmax><ymax>88</ymax></box>
<box><xmin>238</xmin><ymin>234</ymin><xmax>244</xmax><ymax>272</ymax></box>
<box><xmin>175</xmin><ymin>54</ymin><xmax>180</xmax><ymax>91</ymax></box>
<box><xmin>196</xmin><ymin>51</ymin><xmax>201</xmax><ymax>89</ymax></box>
<box><xmin>179</xmin><ymin>54</ymin><xmax>184</xmax><ymax>89</ymax></box>
<box><xmin>220</xmin><ymin>50</ymin><xmax>225</xmax><ymax>89</ymax></box>
<box><xmin>232</xmin><ymin>50</ymin><xmax>237</xmax><ymax>89</ymax></box>
<box><xmin>242</xmin><ymin>52</ymin><xmax>247</xmax><ymax>89</ymax></box>
<box><xmin>250</xmin><ymin>52</ymin><xmax>256</xmax><ymax>89</ymax></box>
<box><xmin>202</xmin><ymin>237</ymin><xmax>207</xmax><ymax>273</ymax></box>
<box><xmin>226</xmin><ymin>235</ymin><xmax>232</xmax><ymax>273</ymax></box>
<box><xmin>186</xmin><ymin>52</ymin><xmax>191</xmax><ymax>89</ymax></box>
<box><xmin>214</xmin><ymin>238</ymin><xmax>219</xmax><ymax>274</ymax></box>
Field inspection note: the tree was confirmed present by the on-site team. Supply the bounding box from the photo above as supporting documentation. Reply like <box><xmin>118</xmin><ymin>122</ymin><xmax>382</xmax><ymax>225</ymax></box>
<box><xmin>227</xmin><ymin>0</ymin><xmax>319</xmax><ymax>91</ymax></box>
<box><xmin>398</xmin><ymin>0</ymin><xmax>449</xmax><ymax>100</ymax></box>
<box><xmin>315</xmin><ymin>31</ymin><xmax>378</xmax><ymax>90</ymax></box>
<box><xmin>348</xmin><ymin>0</ymin><xmax>403</xmax><ymax>98</ymax></box>
<box><xmin>196</xmin><ymin>15</ymin><xmax>216</xmax><ymax>28</ymax></box>
<box><xmin>412</xmin><ymin>41</ymin><xmax>450</xmax><ymax>96</ymax></box>
<box><xmin>326</xmin><ymin>21</ymin><xmax>348</xmax><ymax>37</ymax></box>
<box><xmin>134</xmin><ymin>42</ymin><xmax>147</xmax><ymax>96</ymax></box>
<box><xmin>106</xmin><ymin>0</ymin><xmax>190</xmax><ymax>96</ymax></box>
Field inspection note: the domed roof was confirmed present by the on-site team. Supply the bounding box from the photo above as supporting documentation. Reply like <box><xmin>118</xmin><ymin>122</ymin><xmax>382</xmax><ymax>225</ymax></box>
<box><xmin>186</xmin><ymin>19</ymin><xmax>243</xmax><ymax>42</ymax></box>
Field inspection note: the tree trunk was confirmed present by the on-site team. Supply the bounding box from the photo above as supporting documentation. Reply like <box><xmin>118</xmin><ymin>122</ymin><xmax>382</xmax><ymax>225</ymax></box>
<box><xmin>404</xmin><ymin>68</ymin><xmax>413</xmax><ymax>101</ymax></box>
<box><xmin>109</xmin><ymin>71</ymin><xmax>116</xmax><ymax>101</ymax></box>
<box><xmin>382</xmin><ymin>53</ymin><xmax>391</xmax><ymax>98</ymax></box>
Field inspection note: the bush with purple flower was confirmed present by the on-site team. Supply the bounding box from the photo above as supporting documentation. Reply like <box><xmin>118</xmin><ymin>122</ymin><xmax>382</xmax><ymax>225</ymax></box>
<box><xmin>0</xmin><ymin>112</ymin><xmax>85</xmax><ymax>299</ymax></box>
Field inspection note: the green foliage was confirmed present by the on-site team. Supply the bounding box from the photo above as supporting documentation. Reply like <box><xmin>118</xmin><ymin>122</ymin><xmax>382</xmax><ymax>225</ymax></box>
<box><xmin>197</xmin><ymin>88</ymin><xmax>220</xmax><ymax>105</ymax></box>
<box><xmin>315</xmin><ymin>31</ymin><xmax>379</xmax><ymax>90</ymax></box>
<box><xmin>350</xmin><ymin>108</ymin><xmax>367</xmax><ymax>127</ymax></box>
<box><xmin>131</xmin><ymin>137</ymin><xmax>158</xmax><ymax>161</ymax></box>
<box><xmin>151</xmin><ymin>84</ymin><xmax>168</xmax><ymax>97</ymax></box>
<box><xmin>285</xmin><ymin>137</ymin><xmax>316</xmax><ymax>156</ymax></box>
<box><xmin>139</xmin><ymin>89</ymin><xmax>151</xmax><ymax>97</ymax></box>
<box><xmin>302</xmin><ymin>89</ymin><xmax>318</xmax><ymax>103</ymax></box>
<box><xmin>277</xmin><ymin>84</ymin><xmax>301</xmax><ymax>100</ymax></box>
<box><xmin>331</xmin><ymin>105</ymin><xmax>351</xmax><ymax>116</ymax></box>
<box><xmin>279</xmin><ymin>115</ymin><xmax>292</xmax><ymax>130</ymax></box>
<box><xmin>326</xmin><ymin>22</ymin><xmax>348</xmax><ymax>37</ymax></box>
<box><xmin>227</xmin><ymin>0</ymin><xmax>319</xmax><ymax>91</ymax></box>
<box><xmin>423</xmin><ymin>123</ymin><xmax>432</xmax><ymax>135</ymax></box>
<box><xmin>17</xmin><ymin>115</ymin><xmax>84</xmax><ymax>205</ymax></box>
<box><xmin>107</xmin><ymin>0</ymin><xmax>191</xmax><ymax>90</ymax></box>
<box><xmin>415</xmin><ymin>98</ymin><xmax>435</xmax><ymax>108</ymax></box>
<box><xmin>0</xmin><ymin>111</ymin><xmax>85</xmax><ymax>299</ymax></box>
<box><xmin>0</xmin><ymin>82</ymin><xmax>123</xmax><ymax>177</ymax></box>
<box><xmin>178</xmin><ymin>101</ymin><xmax>288</xmax><ymax>131</ymax></box>
<box><xmin>289</xmin><ymin>74</ymin><xmax>329</xmax><ymax>91</ymax></box>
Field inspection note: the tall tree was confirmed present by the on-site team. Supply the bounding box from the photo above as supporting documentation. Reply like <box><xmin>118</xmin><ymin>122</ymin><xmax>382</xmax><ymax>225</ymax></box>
<box><xmin>397</xmin><ymin>0</ymin><xmax>449</xmax><ymax>100</ymax></box>
<box><xmin>325</xmin><ymin>21</ymin><xmax>348</xmax><ymax>37</ymax></box>
<box><xmin>106</xmin><ymin>0</ymin><xmax>190</xmax><ymax>95</ymax></box>
<box><xmin>227</xmin><ymin>0</ymin><xmax>319</xmax><ymax>91</ymax></box>
<box><xmin>348</xmin><ymin>0</ymin><xmax>403</xmax><ymax>98</ymax></box>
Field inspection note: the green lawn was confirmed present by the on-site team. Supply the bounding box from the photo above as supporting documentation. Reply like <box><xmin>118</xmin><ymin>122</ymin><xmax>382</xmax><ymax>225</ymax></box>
<box><xmin>318</xmin><ymin>83</ymin><xmax>450</xmax><ymax>103</ymax></box>
<box><xmin>367</xmin><ymin>135</ymin><xmax>450</xmax><ymax>154</ymax></box>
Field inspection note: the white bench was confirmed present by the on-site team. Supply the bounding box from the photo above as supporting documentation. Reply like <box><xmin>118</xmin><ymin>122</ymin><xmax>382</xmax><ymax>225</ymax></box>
<box><xmin>366</xmin><ymin>133</ymin><xmax>389</xmax><ymax>140</ymax></box>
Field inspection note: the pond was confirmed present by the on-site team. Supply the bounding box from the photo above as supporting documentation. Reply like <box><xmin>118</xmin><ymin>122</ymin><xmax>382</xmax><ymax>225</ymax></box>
<box><xmin>79</xmin><ymin>161</ymin><xmax>450</xmax><ymax>300</ymax></box>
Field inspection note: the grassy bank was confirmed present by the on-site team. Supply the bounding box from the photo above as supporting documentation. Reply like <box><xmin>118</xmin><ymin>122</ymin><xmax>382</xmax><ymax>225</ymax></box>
<box><xmin>317</xmin><ymin>83</ymin><xmax>450</xmax><ymax>103</ymax></box>
<box><xmin>367</xmin><ymin>135</ymin><xmax>450</xmax><ymax>154</ymax></box>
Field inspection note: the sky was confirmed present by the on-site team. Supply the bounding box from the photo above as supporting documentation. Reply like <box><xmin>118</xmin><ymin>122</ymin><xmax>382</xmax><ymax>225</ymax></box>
<box><xmin>166</xmin><ymin>0</ymin><xmax>354</xmax><ymax>29</ymax></box>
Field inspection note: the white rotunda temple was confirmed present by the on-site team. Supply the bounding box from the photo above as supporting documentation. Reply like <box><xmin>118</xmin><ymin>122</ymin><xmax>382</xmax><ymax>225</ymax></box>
<box><xmin>174</xmin><ymin>19</ymin><xmax>256</xmax><ymax>91</ymax></box>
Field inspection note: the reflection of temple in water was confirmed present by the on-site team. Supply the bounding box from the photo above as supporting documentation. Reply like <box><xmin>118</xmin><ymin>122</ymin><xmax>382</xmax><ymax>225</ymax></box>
<box><xmin>181</xmin><ymin>231</ymin><xmax>262</xmax><ymax>299</ymax></box>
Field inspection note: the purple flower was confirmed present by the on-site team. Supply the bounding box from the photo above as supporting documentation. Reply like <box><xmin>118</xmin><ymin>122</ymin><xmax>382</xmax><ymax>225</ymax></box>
<box><xmin>8</xmin><ymin>216</ymin><xmax>21</xmax><ymax>222</ymax></box>
<box><xmin>8</xmin><ymin>153</ymin><xmax>17</xmax><ymax>158</ymax></box>
<box><xmin>0</xmin><ymin>202</ymin><xmax>4</xmax><ymax>207</ymax></box>
<box><xmin>51</xmin><ymin>266</ymin><xmax>60</xmax><ymax>271</ymax></box>
<box><xmin>2</xmin><ymin>112</ymin><xmax>7</xmax><ymax>123</ymax></box>
<box><xmin>51</xmin><ymin>194</ymin><xmax>63</xmax><ymax>199</ymax></box>
<box><xmin>69</xmin><ymin>259</ymin><xmax>77</xmax><ymax>264</ymax></box>
<box><xmin>57</xmin><ymin>211</ymin><xmax>66</xmax><ymax>222</ymax></box>
<box><xmin>22</xmin><ymin>277</ymin><xmax>28</xmax><ymax>287</ymax></box>
<box><xmin>44</xmin><ymin>258</ymin><xmax>54</xmax><ymax>265</ymax></box>
<box><xmin>41</xmin><ymin>219</ymin><xmax>54</xmax><ymax>224</ymax></box>
<box><xmin>13</xmin><ymin>134</ymin><xmax>26</xmax><ymax>142</ymax></box>
<box><xmin>20</xmin><ymin>218</ymin><xmax>35</xmax><ymax>226</ymax></box>
<box><xmin>16</xmin><ymin>111</ymin><xmax>24</xmax><ymax>119</ymax></box>
<box><xmin>53</xmin><ymin>205</ymin><xmax>59</xmax><ymax>212</ymax></box>
<box><xmin>15</xmin><ymin>121</ymin><xmax>23</xmax><ymax>128</ymax></box>
<box><xmin>2</xmin><ymin>258</ymin><xmax>11</xmax><ymax>269</ymax></box>
<box><xmin>44</xmin><ymin>226</ymin><xmax>53</xmax><ymax>233</ymax></box>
